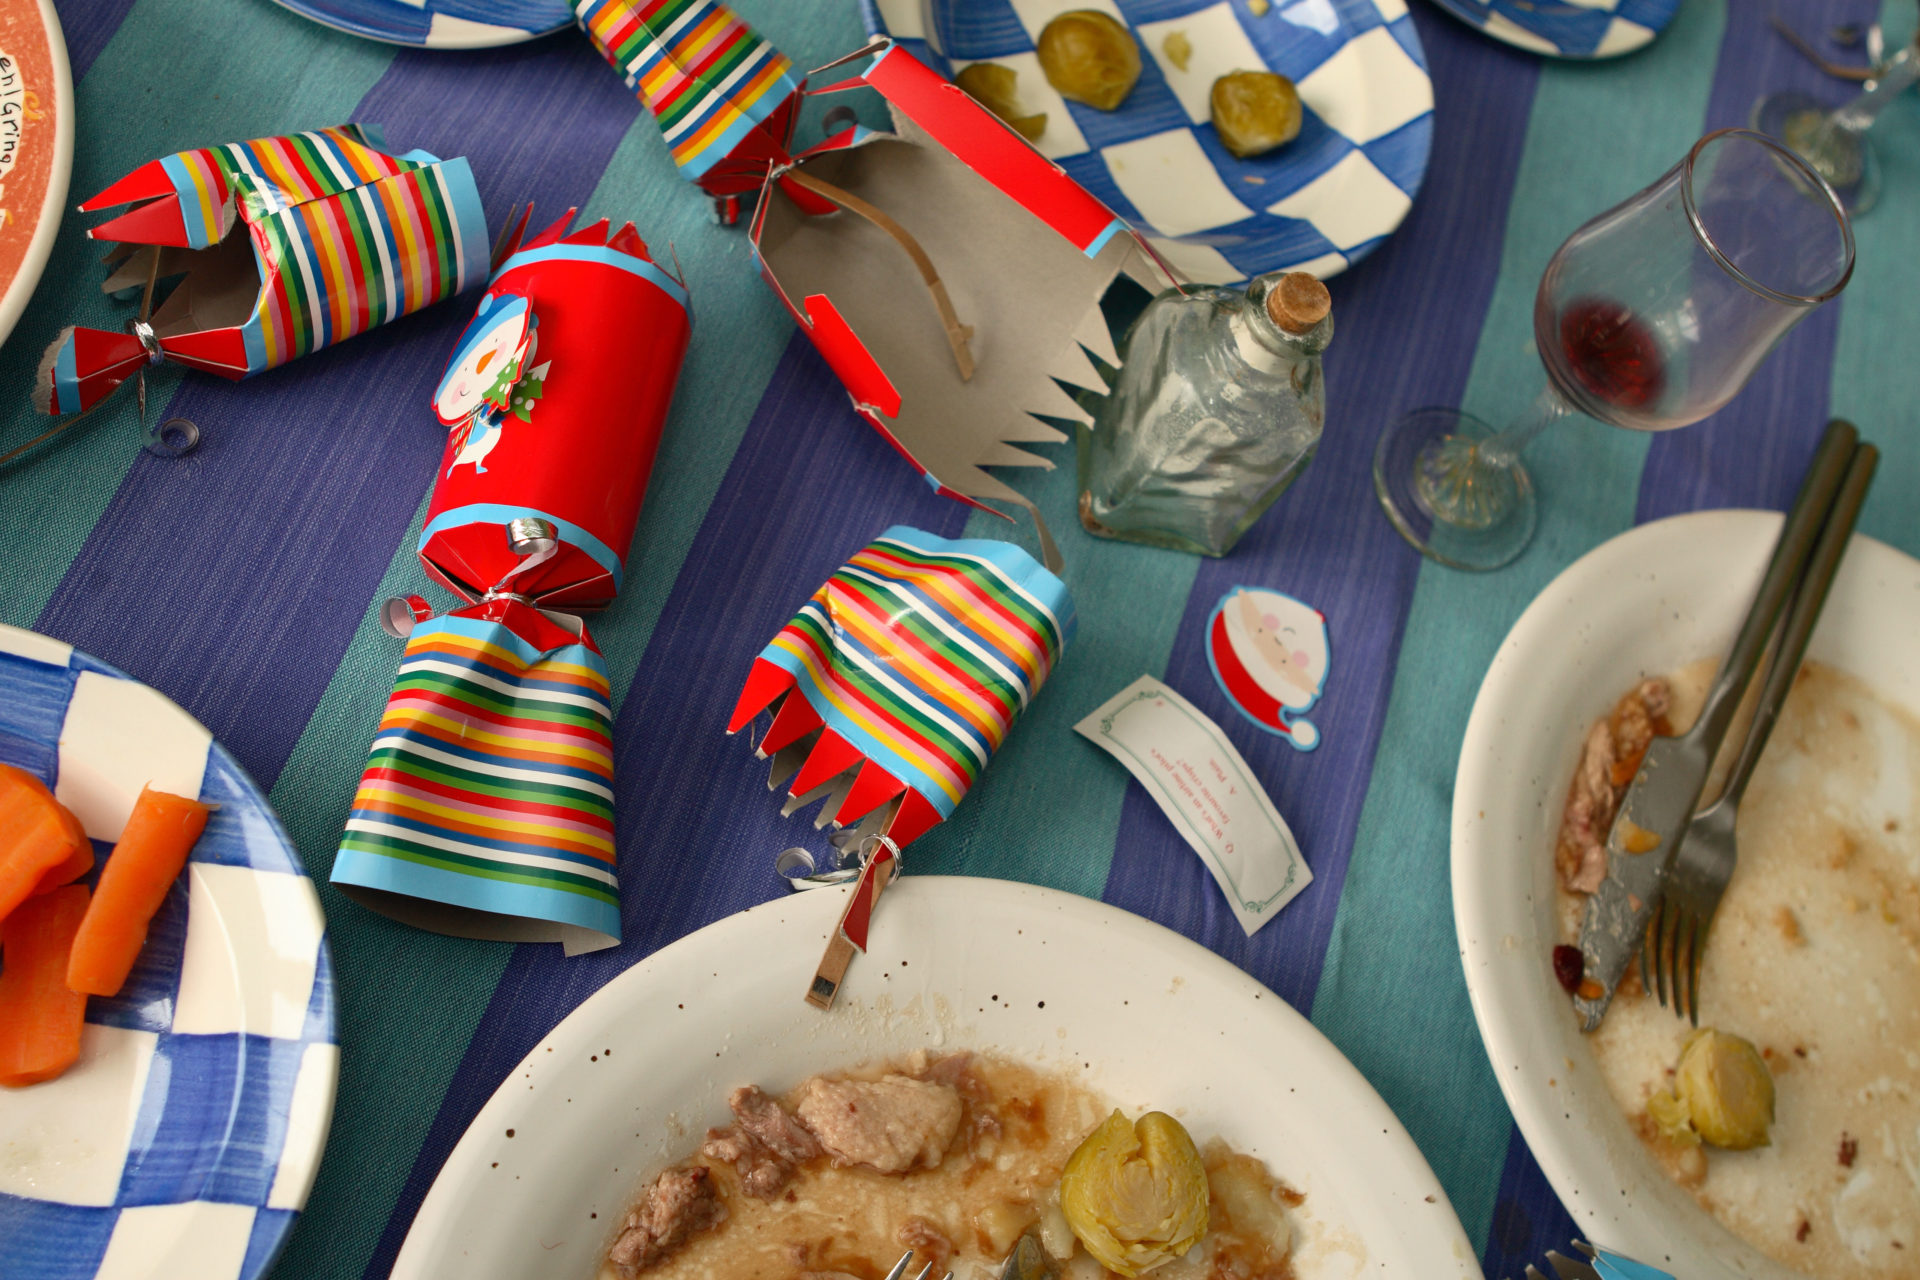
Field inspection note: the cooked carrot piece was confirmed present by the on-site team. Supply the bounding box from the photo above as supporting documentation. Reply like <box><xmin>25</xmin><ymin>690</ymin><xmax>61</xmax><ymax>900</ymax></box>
<box><xmin>0</xmin><ymin>883</ymin><xmax>91</xmax><ymax>1086</ymax></box>
<box><xmin>0</xmin><ymin>763</ymin><xmax>91</xmax><ymax>922</ymax></box>
<box><xmin>66</xmin><ymin>786</ymin><xmax>209</xmax><ymax>998</ymax></box>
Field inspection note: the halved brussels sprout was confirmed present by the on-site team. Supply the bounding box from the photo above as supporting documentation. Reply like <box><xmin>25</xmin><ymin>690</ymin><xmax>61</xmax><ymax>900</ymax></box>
<box><xmin>1649</xmin><ymin>1028</ymin><xmax>1775</xmax><ymax>1150</ymax></box>
<box><xmin>956</xmin><ymin>62</ymin><xmax>1048</xmax><ymax>142</ymax></box>
<box><xmin>1037</xmin><ymin>11</ymin><xmax>1142</xmax><ymax>112</ymax></box>
<box><xmin>1058</xmin><ymin>1110</ymin><xmax>1208</xmax><ymax>1276</ymax></box>
<box><xmin>1210</xmin><ymin>71</ymin><xmax>1301</xmax><ymax>159</ymax></box>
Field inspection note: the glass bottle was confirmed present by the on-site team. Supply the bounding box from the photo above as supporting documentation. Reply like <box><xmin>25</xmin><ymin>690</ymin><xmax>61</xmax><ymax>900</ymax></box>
<box><xmin>1077</xmin><ymin>271</ymin><xmax>1332</xmax><ymax>557</ymax></box>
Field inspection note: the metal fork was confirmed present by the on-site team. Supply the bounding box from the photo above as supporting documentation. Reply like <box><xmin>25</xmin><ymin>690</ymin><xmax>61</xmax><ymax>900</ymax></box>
<box><xmin>1509</xmin><ymin>1239</ymin><xmax>1675</xmax><ymax>1280</ymax></box>
<box><xmin>1646</xmin><ymin>439</ymin><xmax>1879</xmax><ymax>1023</ymax></box>
<box><xmin>886</xmin><ymin>1251</ymin><xmax>953</xmax><ymax>1280</ymax></box>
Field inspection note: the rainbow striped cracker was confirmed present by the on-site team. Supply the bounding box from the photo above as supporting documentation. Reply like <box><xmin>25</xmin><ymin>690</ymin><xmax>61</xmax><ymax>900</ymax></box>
<box><xmin>574</xmin><ymin>0</ymin><xmax>800</xmax><ymax>196</ymax></box>
<box><xmin>727</xmin><ymin>526</ymin><xmax>1075</xmax><ymax>853</ymax></box>
<box><xmin>332</xmin><ymin>598</ymin><xmax>622</xmax><ymax>953</ymax></box>
<box><xmin>36</xmin><ymin>124</ymin><xmax>488</xmax><ymax>415</ymax></box>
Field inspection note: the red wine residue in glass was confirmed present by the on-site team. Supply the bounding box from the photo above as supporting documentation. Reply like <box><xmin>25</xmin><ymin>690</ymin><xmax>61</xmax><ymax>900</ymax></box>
<box><xmin>1559</xmin><ymin>299</ymin><xmax>1666</xmax><ymax>412</ymax></box>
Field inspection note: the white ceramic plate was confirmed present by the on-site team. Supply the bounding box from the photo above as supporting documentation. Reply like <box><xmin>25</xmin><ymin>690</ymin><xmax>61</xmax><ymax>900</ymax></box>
<box><xmin>0</xmin><ymin>0</ymin><xmax>73</xmax><ymax>347</ymax></box>
<box><xmin>1452</xmin><ymin>509</ymin><xmax>1920</xmax><ymax>1279</ymax></box>
<box><xmin>394</xmin><ymin>876</ymin><xmax>1481</xmax><ymax>1280</ymax></box>
<box><xmin>0</xmin><ymin>623</ymin><xmax>337</xmax><ymax>1280</ymax></box>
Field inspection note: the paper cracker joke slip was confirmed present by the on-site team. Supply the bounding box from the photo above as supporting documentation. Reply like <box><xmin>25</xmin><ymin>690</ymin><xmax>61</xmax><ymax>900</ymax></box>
<box><xmin>1076</xmin><ymin>676</ymin><xmax>1310</xmax><ymax>936</ymax></box>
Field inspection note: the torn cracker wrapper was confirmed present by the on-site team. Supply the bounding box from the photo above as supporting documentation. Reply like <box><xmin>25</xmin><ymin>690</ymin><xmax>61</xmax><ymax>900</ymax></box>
<box><xmin>36</xmin><ymin>124</ymin><xmax>488</xmax><ymax>415</ymax></box>
<box><xmin>574</xmin><ymin>0</ymin><xmax>801</xmax><ymax>201</ymax></box>
<box><xmin>727</xmin><ymin>526</ymin><xmax>1075</xmax><ymax>858</ymax></box>
<box><xmin>331</xmin><ymin>596</ymin><xmax>621</xmax><ymax>954</ymax></box>
<box><xmin>750</xmin><ymin>42</ymin><xmax>1176</xmax><ymax>568</ymax></box>
<box><xmin>419</xmin><ymin>210</ymin><xmax>692</xmax><ymax>611</ymax></box>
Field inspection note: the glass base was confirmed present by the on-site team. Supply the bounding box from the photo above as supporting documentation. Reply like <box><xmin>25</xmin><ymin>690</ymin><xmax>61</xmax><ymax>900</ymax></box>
<box><xmin>1751</xmin><ymin>90</ymin><xmax>1879</xmax><ymax>216</ymax></box>
<box><xmin>1372</xmin><ymin>407</ymin><xmax>1538</xmax><ymax>572</ymax></box>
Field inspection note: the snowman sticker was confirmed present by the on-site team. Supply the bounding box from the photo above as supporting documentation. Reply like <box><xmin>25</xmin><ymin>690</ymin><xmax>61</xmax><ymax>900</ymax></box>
<box><xmin>434</xmin><ymin>290</ymin><xmax>547</xmax><ymax>476</ymax></box>
<box><xmin>1205</xmin><ymin>586</ymin><xmax>1330</xmax><ymax>751</ymax></box>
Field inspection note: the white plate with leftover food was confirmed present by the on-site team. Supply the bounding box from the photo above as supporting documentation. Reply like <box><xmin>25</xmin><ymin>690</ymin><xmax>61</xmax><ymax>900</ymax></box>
<box><xmin>1454</xmin><ymin>509</ymin><xmax>1920</xmax><ymax>1280</ymax></box>
<box><xmin>392</xmin><ymin>875</ymin><xmax>1480</xmax><ymax>1280</ymax></box>
<box><xmin>860</xmin><ymin>0</ymin><xmax>1432</xmax><ymax>282</ymax></box>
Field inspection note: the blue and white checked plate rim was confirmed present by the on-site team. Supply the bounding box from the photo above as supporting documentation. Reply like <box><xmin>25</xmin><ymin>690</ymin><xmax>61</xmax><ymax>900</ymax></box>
<box><xmin>267</xmin><ymin>0</ymin><xmax>570</xmax><ymax>49</ymax></box>
<box><xmin>0</xmin><ymin>624</ymin><xmax>337</xmax><ymax>1280</ymax></box>
<box><xmin>1422</xmin><ymin>0</ymin><xmax>1679</xmax><ymax>59</ymax></box>
<box><xmin>861</xmin><ymin>0</ymin><xmax>1434</xmax><ymax>281</ymax></box>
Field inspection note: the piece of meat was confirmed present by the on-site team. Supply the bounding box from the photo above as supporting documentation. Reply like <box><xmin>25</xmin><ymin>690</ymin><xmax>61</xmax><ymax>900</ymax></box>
<box><xmin>794</xmin><ymin>1073</ymin><xmax>963</xmax><ymax>1173</ymax></box>
<box><xmin>921</xmin><ymin>1051</ymin><xmax>994</xmax><ymax>1107</ymax></box>
<box><xmin>897</xmin><ymin>1216</ymin><xmax>954</xmax><ymax>1274</ymax></box>
<box><xmin>1555</xmin><ymin>679</ymin><xmax>1671</xmax><ymax>895</ymax></box>
<box><xmin>608</xmin><ymin>1164</ymin><xmax>726</xmax><ymax>1273</ymax></box>
<box><xmin>700</xmin><ymin>1085</ymin><xmax>821</xmax><ymax>1200</ymax></box>
<box><xmin>1610</xmin><ymin>678</ymin><xmax>1669</xmax><ymax>766</ymax></box>
<box><xmin>1557</xmin><ymin>719</ymin><xmax>1616</xmax><ymax>894</ymax></box>
<box><xmin>732</xmin><ymin>1084</ymin><xmax>820</xmax><ymax>1163</ymax></box>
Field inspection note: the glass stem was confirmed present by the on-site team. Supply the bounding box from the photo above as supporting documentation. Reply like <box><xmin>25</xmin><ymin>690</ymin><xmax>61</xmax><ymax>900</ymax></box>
<box><xmin>1833</xmin><ymin>40</ymin><xmax>1919</xmax><ymax>135</ymax></box>
<box><xmin>1480</xmin><ymin>385</ymin><xmax>1575</xmax><ymax>469</ymax></box>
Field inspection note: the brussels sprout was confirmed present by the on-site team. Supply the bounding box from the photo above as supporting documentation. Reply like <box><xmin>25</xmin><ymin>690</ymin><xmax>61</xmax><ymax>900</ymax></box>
<box><xmin>1647</xmin><ymin>1028</ymin><xmax>1774</xmax><ymax>1150</ymax></box>
<box><xmin>1675</xmin><ymin>1028</ymin><xmax>1774</xmax><ymax>1149</ymax></box>
<box><xmin>1209</xmin><ymin>71</ymin><xmax>1302</xmax><ymax>159</ymax></box>
<box><xmin>1038</xmin><ymin>11</ymin><xmax>1143</xmax><ymax>112</ymax></box>
<box><xmin>1059</xmin><ymin>1110</ymin><xmax>1208</xmax><ymax>1276</ymax></box>
<box><xmin>956</xmin><ymin>62</ymin><xmax>1048</xmax><ymax>142</ymax></box>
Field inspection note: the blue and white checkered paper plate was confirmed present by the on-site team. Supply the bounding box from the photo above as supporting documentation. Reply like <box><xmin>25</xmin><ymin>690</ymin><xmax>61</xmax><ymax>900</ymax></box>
<box><xmin>861</xmin><ymin>0</ymin><xmax>1434</xmax><ymax>281</ymax></box>
<box><xmin>0</xmin><ymin>625</ymin><xmax>337</xmax><ymax>1280</ymax></box>
<box><xmin>267</xmin><ymin>0</ymin><xmax>569</xmax><ymax>49</ymax></box>
<box><xmin>1424</xmin><ymin>0</ymin><xmax>1678</xmax><ymax>59</ymax></box>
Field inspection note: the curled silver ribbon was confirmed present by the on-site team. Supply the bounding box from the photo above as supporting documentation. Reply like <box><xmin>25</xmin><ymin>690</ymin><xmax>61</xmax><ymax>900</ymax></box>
<box><xmin>482</xmin><ymin>516</ymin><xmax>559</xmax><ymax>602</ymax></box>
<box><xmin>777</xmin><ymin>832</ymin><xmax>902</xmax><ymax>893</ymax></box>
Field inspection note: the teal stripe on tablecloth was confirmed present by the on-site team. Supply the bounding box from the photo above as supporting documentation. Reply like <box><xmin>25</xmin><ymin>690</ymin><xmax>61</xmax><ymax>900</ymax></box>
<box><xmin>0</xmin><ymin>0</ymin><xmax>393</xmax><ymax>628</ymax></box>
<box><xmin>1831</xmin><ymin>0</ymin><xmax>1920</xmax><ymax>557</ymax></box>
<box><xmin>1307</xmin><ymin>0</ymin><xmax>1729</xmax><ymax>1255</ymax></box>
<box><xmin>911</xmin><ymin>454</ymin><xmax>1201</xmax><ymax>897</ymax></box>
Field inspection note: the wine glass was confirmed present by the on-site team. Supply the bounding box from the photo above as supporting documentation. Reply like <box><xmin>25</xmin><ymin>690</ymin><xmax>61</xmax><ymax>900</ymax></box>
<box><xmin>1751</xmin><ymin>26</ymin><xmax>1919</xmax><ymax>216</ymax></box>
<box><xmin>1372</xmin><ymin>128</ymin><xmax>1855</xmax><ymax>572</ymax></box>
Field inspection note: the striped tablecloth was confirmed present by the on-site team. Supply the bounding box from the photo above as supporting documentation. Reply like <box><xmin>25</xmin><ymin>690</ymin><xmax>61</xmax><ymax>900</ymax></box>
<box><xmin>4</xmin><ymin>0</ymin><xmax>1915</xmax><ymax>1275</ymax></box>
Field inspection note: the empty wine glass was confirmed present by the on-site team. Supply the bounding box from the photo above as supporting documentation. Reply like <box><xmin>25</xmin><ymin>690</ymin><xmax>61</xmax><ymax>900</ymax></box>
<box><xmin>1372</xmin><ymin>128</ymin><xmax>1854</xmax><ymax>571</ymax></box>
<box><xmin>1751</xmin><ymin>25</ymin><xmax>1919</xmax><ymax>216</ymax></box>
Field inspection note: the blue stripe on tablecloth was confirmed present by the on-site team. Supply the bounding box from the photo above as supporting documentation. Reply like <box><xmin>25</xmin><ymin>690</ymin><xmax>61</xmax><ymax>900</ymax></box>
<box><xmin>1311</xmin><ymin>0</ymin><xmax>1730</xmax><ymax>1260</ymax></box>
<box><xmin>1101</xmin><ymin>4</ymin><xmax>1539</xmax><ymax>1014</ymax></box>
<box><xmin>356</xmin><ymin>332</ymin><xmax>964</xmax><ymax>1280</ymax></box>
<box><xmin>32</xmin><ymin>39</ymin><xmax>642</xmax><ymax>795</ymax></box>
<box><xmin>1479</xmin><ymin>1125</ymin><xmax>1579</xmax><ymax>1279</ymax></box>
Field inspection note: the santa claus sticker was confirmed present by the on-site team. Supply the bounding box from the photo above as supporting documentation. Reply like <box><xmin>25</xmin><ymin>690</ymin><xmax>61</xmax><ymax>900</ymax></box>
<box><xmin>1205</xmin><ymin>587</ymin><xmax>1330</xmax><ymax>751</ymax></box>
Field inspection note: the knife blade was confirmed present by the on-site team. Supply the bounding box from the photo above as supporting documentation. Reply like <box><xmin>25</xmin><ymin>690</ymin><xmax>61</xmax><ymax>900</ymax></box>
<box><xmin>1573</xmin><ymin>420</ymin><xmax>1858</xmax><ymax>1030</ymax></box>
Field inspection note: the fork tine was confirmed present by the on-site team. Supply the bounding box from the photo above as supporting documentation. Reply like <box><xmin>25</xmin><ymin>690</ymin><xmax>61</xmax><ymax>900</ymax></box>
<box><xmin>1658</xmin><ymin>894</ymin><xmax>1682</xmax><ymax>1009</ymax></box>
<box><xmin>1670</xmin><ymin>906</ymin><xmax>1692</xmax><ymax>1022</ymax></box>
<box><xmin>885</xmin><ymin>1253</ymin><xmax>914</xmax><ymax>1280</ymax></box>
<box><xmin>1646</xmin><ymin>896</ymin><xmax>1667</xmax><ymax>1007</ymax></box>
<box><xmin>1685</xmin><ymin>912</ymin><xmax>1709</xmax><ymax>1026</ymax></box>
<box><xmin>1524</xmin><ymin>1267</ymin><xmax>1548</xmax><ymax>1280</ymax></box>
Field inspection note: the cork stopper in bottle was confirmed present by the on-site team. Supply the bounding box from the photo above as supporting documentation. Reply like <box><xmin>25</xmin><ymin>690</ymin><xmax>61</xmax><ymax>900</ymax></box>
<box><xmin>1267</xmin><ymin>272</ymin><xmax>1331</xmax><ymax>333</ymax></box>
